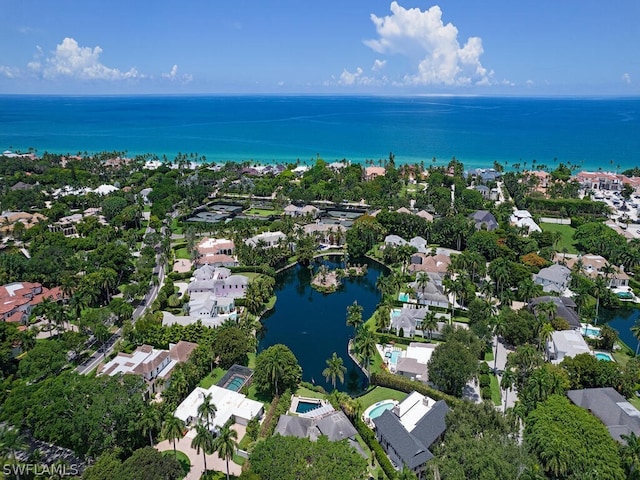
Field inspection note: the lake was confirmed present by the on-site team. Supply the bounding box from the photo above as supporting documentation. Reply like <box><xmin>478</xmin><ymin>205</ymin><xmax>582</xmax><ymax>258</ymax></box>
<box><xmin>258</xmin><ymin>256</ymin><xmax>386</xmax><ymax>392</ymax></box>
<box><xmin>600</xmin><ymin>307</ymin><xmax>640</xmax><ymax>353</ymax></box>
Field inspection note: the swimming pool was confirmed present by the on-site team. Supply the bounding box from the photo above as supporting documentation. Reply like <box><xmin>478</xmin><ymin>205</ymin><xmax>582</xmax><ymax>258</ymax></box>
<box><xmin>391</xmin><ymin>309</ymin><xmax>402</xmax><ymax>318</ymax></box>
<box><xmin>617</xmin><ymin>291</ymin><xmax>634</xmax><ymax>299</ymax></box>
<box><xmin>295</xmin><ymin>400</ymin><xmax>322</xmax><ymax>414</ymax></box>
<box><xmin>581</xmin><ymin>327</ymin><xmax>601</xmax><ymax>337</ymax></box>
<box><xmin>363</xmin><ymin>399</ymin><xmax>398</xmax><ymax>425</ymax></box>
<box><xmin>224</xmin><ymin>375</ymin><xmax>246</xmax><ymax>392</ymax></box>
<box><xmin>595</xmin><ymin>352</ymin><xmax>614</xmax><ymax>362</ymax></box>
<box><xmin>398</xmin><ymin>292</ymin><xmax>410</xmax><ymax>303</ymax></box>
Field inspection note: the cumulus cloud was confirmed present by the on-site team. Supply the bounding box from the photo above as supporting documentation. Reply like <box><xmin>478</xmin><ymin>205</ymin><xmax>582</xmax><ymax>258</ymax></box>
<box><xmin>162</xmin><ymin>64</ymin><xmax>193</xmax><ymax>83</ymax></box>
<box><xmin>372</xmin><ymin>59</ymin><xmax>387</xmax><ymax>71</ymax></box>
<box><xmin>0</xmin><ymin>65</ymin><xmax>20</xmax><ymax>78</ymax></box>
<box><xmin>338</xmin><ymin>67</ymin><xmax>385</xmax><ymax>87</ymax></box>
<box><xmin>28</xmin><ymin>37</ymin><xmax>142</xmax><ymax>80</ymax></box>
<box><xmin>622</xmin><ymin>73</ymin><xmax>632</xmax><ymax>84</ymax></box>
<box><xmin>364</xmin><ymin>2</ymin><xmax>493</xmax><ymax>86</ymax></box>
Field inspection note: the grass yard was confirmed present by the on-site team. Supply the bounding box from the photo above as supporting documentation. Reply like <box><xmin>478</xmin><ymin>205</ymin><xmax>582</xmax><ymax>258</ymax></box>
<box><xmin>295</xmin><ymin>386</ymin><xmax>327</xmax><ymax>399</ymax></box>
<box><xmin>357</xmin><ymin>386</ymin><xmax>408</xmax><ymax>410</ymax></box>
<box><xmin>540</xmin><ymin>223</ymin><xmax>579</xmax><ymax>254</ymax></box>
<box><xmin>244</xmin><ymin>208</ymin><xmax>282</xmax><ymax>216</ymax></box>
<box><xmin>490</xmin><ymin>375</ymin><xmax>502</xmax><ymax>406</ymax></box>
<box><xmin>198</xmin><ymin>368</ymin><xmax>225</xmax><ymax>389</ymax></box>
<box><xmin>175</xmin><ymin>247</ymin><xmax>190</xmax><ymax>260</ymax></box>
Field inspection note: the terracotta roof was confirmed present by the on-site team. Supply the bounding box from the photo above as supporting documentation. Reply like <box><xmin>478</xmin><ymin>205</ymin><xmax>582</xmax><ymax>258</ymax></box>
<box><xmin>169</xmin><ymin>341</ymin><xmax>198</xmax><ymax>363</ymax></box>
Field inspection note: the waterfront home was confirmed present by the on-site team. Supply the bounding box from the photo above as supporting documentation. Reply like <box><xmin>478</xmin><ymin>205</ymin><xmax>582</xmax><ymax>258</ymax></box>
<box><xmin>533</xmin><ymin>264</ymin><xmax>572</xmax><ymax>293</ymax></box>
<box><xmin>174</xmin><ymin>385</ymin><xmax>263</xmax><ymax>430</ymax></box>
<box><xmin>0</xmin><ymin>282</ymin><xmax>63</xmax><ymax>326</ymax></box>
<box><xmin>567</xmin><ymin>388</ymin><xmax>640</xmax><ymax>443</ymax></box>
<box><xmin>408</xmin><ymin>253</ymin><xmax>450</xmax><ymax>276</ymax></box>
<box><xmin>558</xmin><ymin>253</ymin><xmax>629</xmax><ymax>288</ymax></box>
<box><xmin>384</xmin><ymin>235</ymin><xmax>407</xmax><ymax>247</ymax></box>
<box><xmin>373</xmin><ymin>391</ymin><xmax>449</xmax><ymax>477</ymax></box>
<box><xmin>390</xmin><ymin>307</ymin><xmax>428</xmax><ymax>338</ymax></box>
<box><xmin>0</xmin><ymin>211</ymin><xmax>47</xmax><ymax>236</ymax></box>
<box><xmin>187</xmin><ymin>265</ymin><xmax>248</xmax><ymax>298</ymax></box>
<box><xmin>98</xmin><ymin>341</ymin><xmax>197</xmax><ymax>398</ymax></box>
<box><xmin>274</xmin><ymin>409</ymin><xmax>358</xmax><ymax>443</ymax></box>
<box><xmin>529</xmin><ymin>296</ymin><xmax>581</xmax><ymax>329</ymax></box>
<box><xmin>468</xmin><ymin>210</ymin><xmax>499</xmax><ymax>231</ymax></box>
<box><xmin>466</xmin><ymin>167</ymin><xmax>501</xmax><ymax>183</ymax></box>
<box><xmin>245</xmin><ymin>230</ymin><xmax>287</xmax><ymax>248</ymax></box>
<box><xmin>303</xmin><ymin>222</ymin><xmax>346</xmax><ymax>246</ymax></box>
<box><xmin>395</xmin><ymin>343</ymin><xmax>436</xmax><ymax>382</ymax></box>
<box><xmin>196</xmin><ymin>237</ymin><xmax>236</xmax><ymax>266</ymax></box>
<box><xmin>364</xmin><ymin>166</ymin><xmax>386</xmax><ymax>181</ymax></box>
<box><xmin>474</xmin><ymin>185</ymin><xmax>491</xmax><ymax>199</ymax></box>
<box><xmin>547</xmin><ymin>330</ymin><xmax>591</xmax><ymax>364</ymax></box>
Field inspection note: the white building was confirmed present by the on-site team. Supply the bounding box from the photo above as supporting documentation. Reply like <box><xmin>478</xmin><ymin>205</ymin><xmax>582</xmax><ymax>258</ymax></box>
<box><xmin>245</xmin><ymin>231</ymin><xmax>287</xmax><ymax>248</ymax></box>
<box><xmin>175</xmin><ymin>385</ymin><xmax>264</xmax><ymax>429</ymax></box>
<box><xmin>510</xmin><ymin>210</ymin><xmax>541</xmax><ymax>234</ymax></box>
<box><xmin>548</xmin><ymin>330</ymin><xmax>591</xmax><ymax>364</ymax></box>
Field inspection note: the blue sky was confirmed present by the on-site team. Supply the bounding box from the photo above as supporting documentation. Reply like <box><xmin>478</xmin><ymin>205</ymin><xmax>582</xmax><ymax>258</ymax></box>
<box><xmin>1</xmin><ymin>0</ymin><xmax>639</xmax><ymax>95</ymax></box>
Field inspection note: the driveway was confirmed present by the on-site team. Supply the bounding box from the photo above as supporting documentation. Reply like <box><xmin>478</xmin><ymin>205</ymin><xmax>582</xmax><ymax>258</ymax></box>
<box><xmin>156</xmin><ymin>425</ymin><xmax>244</xmax><ymax>480</ymax></box>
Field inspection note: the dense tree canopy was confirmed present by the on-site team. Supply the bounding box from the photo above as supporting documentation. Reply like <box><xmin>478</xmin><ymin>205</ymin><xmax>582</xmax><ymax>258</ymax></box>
<box><xmin>253</xmin><ymin>344</ymin><xmax>302</xmax><ymax>397</ymax></box>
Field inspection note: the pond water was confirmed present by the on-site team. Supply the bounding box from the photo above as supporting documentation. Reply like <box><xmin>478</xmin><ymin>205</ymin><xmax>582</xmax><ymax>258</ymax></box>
<box><xmin>599</xmin><ymin>307</ymin><xmax>640</xmax><ymax>353</ymax></box>
<box><xmin>258</xmin><ymin>256</ymin><xmax>386</xmax><ymax>392</ymax></box>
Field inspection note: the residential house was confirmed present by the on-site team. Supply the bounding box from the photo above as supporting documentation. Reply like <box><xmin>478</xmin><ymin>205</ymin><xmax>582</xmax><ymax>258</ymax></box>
<box><xmin>510</xmin><ymin>209</ymin><xmax>541</xmax><ymax>234</ymax></box>
<box><xmin>374</xmin><ymin>392</ymin><xmax>449</xmax><ymax>477</ymax></box>
<box><xmin>390</xmin><ymin>307</ymin><xmax>428</xmax><ymax>338</ymax></box>
<box><xmin>187</xmin><ymin>265</ymin><xmax>248</xmax><ymax>298</ymax></box>
<box><xmin>547</xmin><ymin>330</ymin><xmax>591</xmax><ymax>364</ymax></box>
<box><xmin>567</xmin><ymin>387</ymin><xmax>640</xmax><ymax>443</ymax></box>
<box><xmin>533</xmin><ymin>264</ymin><xmax>571</xmax><ymax>293</ymax></box>
<box><xmin>98</xmin><ymin>341</ymin><xmax>197</xmax><ymax>397</ymax></box>
<box><xmin>284</xmin><ymin>204</ymin><xmax>321</xmax><ymax>218</ymax></box>
<box><xmin>303</xmin><ymin>222</ymin><xmax>346</xmax><ymax>246</ymax></box>
<box><xmin>408</xmin><ymin>236</ymin><xmax>428</xmax><ymax>253</ymax></box>
<box><xmin>0</xmin><ymin>282</ymin><xmax>63</xmax><ymax>326</ymax></box>
<box><xmin>274</xmin><ymin>409</ymin><xmax>358</xmax><ymax>443</ymax></box>
<box><xmin>529</xmin><ymin>296</ymin><xmax>581</xmax><ymax>329</ymax></box>
<box><xmin>196</xmin><ymin>237</ymin><xmax>236</xmax><ymax>266</ymax></box>
<box><xmin>384</xmin><ymin>235</ymin><xmax>407</xmax><ymax>247</ymax></box>
<box><xmin>408</xmin><ymin>253</ymin><xmax>451</xmax><ymax>277</ymax></box>
<box><xmin>245</xmin><ymin>230</ymin><xmax>287</xmax><ymax>248</ymax></box>
<box><xmin>0</xmin><ymin>211</ymin><xmax>47</xmax><ymax>236</ymax></box>
<box><xmin>174</xmin><ymin>385</ymin><xmax>264</xmax><ymax>430</ymax></box>
<box><xmin>469</xmin><ymin>210</ymin><xmax>499</xmax><ymax>231</ymax></box>
<box><xmin>364</xmin><ymin>166</ymin><xmax>386</xmax><ymax>181</ymax></box>
<box><xmin>466</xmin><ymin>168</ymin><xmax>501</xmax><ymax>183</ymax></box>
<box><xmin>474</xmin><ymin>185</ymin><xmax>491</xmax><ymax>199</ymax></box>
<box><xmin>415</xmin><ymin>210</ymin><xmax>434</xmax><ymax>222</ymax></box>
<box><xmin>559</xmin><ymin>253</ymin><xmax>629</xmax><ymax>288</ymax></box>
<box><xmin>395</xmin><ymin>343</ymin><xmax>436</xmax><ymax>382</ymax></box>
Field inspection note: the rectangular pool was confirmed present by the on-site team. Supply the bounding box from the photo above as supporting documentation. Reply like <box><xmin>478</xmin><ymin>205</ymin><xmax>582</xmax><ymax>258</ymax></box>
<box><xmin>224</xmin><ymin>375</ymin><xmax>246</xmax><ymax>392</ymax></box>
<box><xmin>295</xmin><ymin>400</ymin><xmax>321</xmax><ymax>414</ymax></box>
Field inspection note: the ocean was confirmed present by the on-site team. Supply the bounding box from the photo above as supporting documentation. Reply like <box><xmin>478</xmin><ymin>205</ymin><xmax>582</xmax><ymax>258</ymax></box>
<box><xmin>1</xmin><ymin>95</ymin><xmax>639</xmax><ymax>171</ymax></box>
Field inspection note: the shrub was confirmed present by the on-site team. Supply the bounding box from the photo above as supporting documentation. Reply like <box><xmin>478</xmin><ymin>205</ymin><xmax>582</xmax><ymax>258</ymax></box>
<box><xmin>370</xmin><ymin>372</ymin><xmax>460</xmax><ymax>407</ymax></box>
<box><xmin>353</xmin><ymin>417</ymin><xmax>395</xmax><ymax>480</ymax></box>
<box><xmin>479</xmin><ymin>374</ymin><xmax>491</xmax><ymax>388</ymax></box>
<box><xmin>478</xmin><ymin>362</ymin><xmax>491</xmax><ymax>375</ymax></box>
<box><xmin>481</xmin><ymin>386</ymin><xmax>492</xmax><ymax>400</ymax></box>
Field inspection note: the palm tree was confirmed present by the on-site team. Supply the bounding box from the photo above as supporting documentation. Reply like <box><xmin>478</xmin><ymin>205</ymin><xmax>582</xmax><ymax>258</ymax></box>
<box><xmin>500</xmin><ymin>368</ymin><xmax>517</xmax><ymax>415</ymax></box>
<box><xmin>322</xmin><ymin>352</ymin><xmax>347</xmax><ymax>389</ymax></box>
<box><xmin>197</xmin><ymin>393</ymin><xmax>217</xmax><ymax>431</ymax></box>
<box><xmin>191</xmin><ymin>424</ymin><xmax>215</xmax><ymax>474</ymax></box>
<box><xmin>621</xmin><ymin>432</ymin><xmax>640</xmax><ymax>479</ymax></box>
<box><xmin>0</xmin><ymin>425</ymin><xmax>28</xmax><ymax>480</ymax></box>
<box><xmin>346</xmin><ymin>301</ymin><xmax>363</xmax><ymax>333</ymax></box>
<box><xmin>538</xmin><ymin>322</ymin><xmax>555</xmax><ymax>360</ymax></box>
<box><xmin>354</xmin><ymin>327</ymin><xmax>377</xmax><ymax>374</ymax></box>
<box><xmin>213</xmin><ymin>419</ymin><xmax>239</xmax><ymax>480</ymax></box>
<box><xmin>593</xmin><ymin>276</ymin><xmax>608</xmax><ymax>322</ymax></box>
<box><xmin>161</xmin><ymin>414</ymin><xmax>185</xmax><ymax>461</ymax></box>
<box><xmin>632</xmin><ymin>320</ymin><xmax>640</xmax><ymax>357</ymax></box>
<box><xmin>491</xmin><ymin>314</ymin><xmax>507</xmax><ymax>370</ymax></box>
<box><xmin>140</xmin><ymin>406</ymin><xmax>162</xmax><ymax>447</ymax></box>
<box><xmin>422</xmin><ymin>311</ymin><xmax>439</xmax><ymax>340</ymax></box>
<box><xmin>416</xmin><ymin>272</ymin><xmax>430</xmax><ymax>297</ymax></box>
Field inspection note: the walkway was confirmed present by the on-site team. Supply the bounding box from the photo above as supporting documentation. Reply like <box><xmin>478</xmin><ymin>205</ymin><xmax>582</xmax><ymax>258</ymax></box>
<box><xmin>156</xmin><ymin>425</ymin><xmax>245</xmax><ymax>480</ymax></box>
<box><xmin>492</xmin><ymin>336</ymin><xmax>519</xmax><ymax>412</ymax></box>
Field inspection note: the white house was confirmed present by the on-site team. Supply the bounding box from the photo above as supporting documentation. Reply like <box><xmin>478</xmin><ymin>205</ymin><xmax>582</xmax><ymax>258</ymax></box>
<box><xmin>533</xmin><ymin>264</ymin><xmax>571</xmax><ymax>293</ymax></box>
<box><xmin>245</xmin><ymin>231</ymin><xmax>287</xmax><ymax>248</ymax></box>
<box><xmin>187</xmin><ymin>265</ymin><xmax>248</xmax><ymax>298</ymax></box>
<box><xmin>548</xmin><ymin>330</ymin><xmax>591</xmax><ymax>364</ymax></box>
<box><xmin>510</xmin><ymin>210</ymin><xmax>541</xmax><ymax>234</ymax></box>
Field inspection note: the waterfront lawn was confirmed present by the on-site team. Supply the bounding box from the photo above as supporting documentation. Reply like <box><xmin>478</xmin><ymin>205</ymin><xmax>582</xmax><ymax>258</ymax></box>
<box><xmin>295</xmin><ymin>386</ymin><xmax>326</xmax><ymax>399</ymax></box>
<box><xmin>540</xmin><ymin>223</ymin><xmax>579</xmax><ymax>254</ymax></box>
<box><xmin>199</xmin><ymin>368</ymin><xmax>225</xmax><ymax>389</ymax></box>
<box><xmin>358</xmin><ymin>386</ymin><xmax>408</xmax><ymax>410</ymax></box>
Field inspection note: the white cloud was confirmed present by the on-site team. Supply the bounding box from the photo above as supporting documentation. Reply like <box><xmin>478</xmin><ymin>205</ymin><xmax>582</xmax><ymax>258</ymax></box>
<box><xmin>338</xmin><ymin>67</ymin><xmax>384</xmax><ymax>86</ymax></box>
<box><xmin>526</xmin><ymin>79</ymin><xmax>534</xmax><ymax>87</ymax></box>
<box><xmin>29</xmin><ymin>37</ymin><xmax>142</xmax><ymax>81</ymax></box>
<box><xmin>364</xmin><ymin>2</ymin><xmax>493</xmax><ymax>86</ymax></box>
<box><xmin>372</xmin><ymin>59</ymin><xmax>387</xmax><ymax>71</ymax></box>
<box><xmin>0</xmin><ymin>65</ymin><xmax>20</xmax><ymax>78</ymax></box>
<box><xmin>162</xmin><ymin>64</ymin><xmax>193</xmax><ymax>83</ymax></box>
<box><xmin>622</xmin><ymin>73</ymin><xmax>632</xmax><ymax>84</ymax></box>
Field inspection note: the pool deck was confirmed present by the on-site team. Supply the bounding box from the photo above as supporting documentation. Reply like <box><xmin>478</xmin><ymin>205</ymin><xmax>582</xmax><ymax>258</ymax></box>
<box><xmin>289</xmin><ymin>395</ymin><xmax>330</xmax><ymax>417</ymax></box>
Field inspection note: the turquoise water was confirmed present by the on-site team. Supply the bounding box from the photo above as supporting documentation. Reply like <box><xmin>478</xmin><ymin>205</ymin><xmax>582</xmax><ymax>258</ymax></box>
<box><xmin>225</xmin><ymin>375</ymin><xmax>245</xmax><ymax>392</ymax></box>
<box><xmin>581</xmin><ymin>327</ymin><xmax>600</xmax><ymax>337</ymax></box>
<box><xmin>391</xmin><ymin>309</ymin><xmax>402</xmax><ymax>318</ymax></box>
<box><xmin>368</xmin><ymin>402</ymin><xmax>395</xmax><ymax>419</ymax></box>
<box><xmin>295</xmin><ymin>400</ymin><xmax>321</xmax><ymax>414</ymax></box>
<box><xmin>595</xmin><ymin>352</ymin><xmax>613</xmax><ymax>362</ymax></box>
<box><xmin>390</xmin><ymin>351</ymin><xmax>400</xmax><ymax>365</ymax></box>
<box><xmin>617</xmin><ymin>292</ymin><xmax>634</xmax><ymax>299</ymax></box>
<box><xmin>398</xmin><ymin>293</ymin><xmax>410</xmax><ymax>302</ymax></box>
<box><xmin>1</xmin><ymin>95</ymin><xmax>639</xmax><ymax>170</ymax></box>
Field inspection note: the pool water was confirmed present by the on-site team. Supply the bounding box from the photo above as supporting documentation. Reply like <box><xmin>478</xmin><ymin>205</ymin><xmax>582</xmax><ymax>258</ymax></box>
<box><xmin>368</xmin><ymin>402</ymin><xmax>395</xmax><ymax>419</ymax></box>
<box><xmin>581</xmin><ymin>327</ymin><xmax>600</xmax><ymax>337</ymax></box>
<box><xmin>391</xmin><ymin>309</ymin><xmax>402</xmax><ymax>318</ymax></box>
<box><xmin>617</xmin><ymin>292</ymin><xmax>634</xmax><ymax>299</ymax></box>
<box><xmin>225</xmin><ymin>375</ymin><xmax>245</xmax><ymax>392</ymax></box>
<box><xmin>295</xmin><ymin>400</ymin><xmax>321</xmax><ymax>414</ymax></box>
<box><xmin>389</xmin><ymin>351</ymin><xmax>400</xmax><ymax>365</ymax></box>
<box><xmin>398</xmin><ymin>293</ymin><xmax>410</xmax><ymax>302</ymax></box>
<box><xmin>595</xmin><ymin>352</ymin><xmax>613</xmax><ymax>362</ymax></box>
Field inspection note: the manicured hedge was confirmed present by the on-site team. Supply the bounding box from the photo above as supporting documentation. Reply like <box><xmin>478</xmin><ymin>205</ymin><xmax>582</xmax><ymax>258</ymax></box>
<box><xmin>230</xmin><ymin>265</ymin><xmax>276</xmax><ymax>276</ymax></box>
<box><xmin>259</xmin><ymin>389</ymin><xmax>293</xmax><ymax>438</ymax></box>
<box><xmin>353</xmin><ymin>417</ymin><xmax>396</xmax><ymax>480</ymax></box>
<box><xmin>376</xmin><ymin>333</ymin><xmax>435</xmax><ymax>347</ymax></box>
<box><xmin>167</xmin><ymin>271</ymin><xmax>193</xmax><ymax>281</ymax></box>
<box><xmin>370</xmin><ymin>372</ymin><xmax>461</xmax><ymax>407</ymax></box>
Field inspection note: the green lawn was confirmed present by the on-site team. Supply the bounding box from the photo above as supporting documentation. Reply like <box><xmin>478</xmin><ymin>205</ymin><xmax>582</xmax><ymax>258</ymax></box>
<box><xmin>199</xmin><ymin>368</ymin><xmax>225</xmax><ymax>389</ymax></box>
<box><xmin>171</xmin><ymin>218</ymin><xmax>184</xmax><ymax>235</ymax></box>
<box><xmin>540</xmin><ymin>223</ymin><xmax>579</xmax><ymax>254</ymax></box>
<box><xmin>247</xmin><ymin>352</ymin><xmax>256</xmax><ymax>369</ymax></box>
<box><xmin>357</xmin><ymin>386</ymin><xmax>408</xmax><ymax>410</ymax></box>
<box><xmin>490</xmin><ymin>375</ymin><xmax>502</xmax><ymax>406</ymax></box>
<box><xmin>295</xmin><ymin>386</ymin><xmax>326</xmax><ymax>399</ymax></box>
<box><xmin>175</xmin><ymin>247</ymin><xmax>190</xmax><ymax>260</ymax></box>
<box><xmin>244</xmin><ymin>208</ymin><xmax>282</xmax><ymax>216</ymax></box>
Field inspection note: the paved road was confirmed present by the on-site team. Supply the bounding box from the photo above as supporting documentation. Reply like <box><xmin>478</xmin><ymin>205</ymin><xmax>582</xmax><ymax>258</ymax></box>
<box><xmin>492</xmin><ymin>336</ymin><xmax>518</xmax><ymax>412</ymax></box>
<box><xmin>76</xmin><ymin>225</ymin><xmax>168</xmax><ymax>375</ymax></box>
